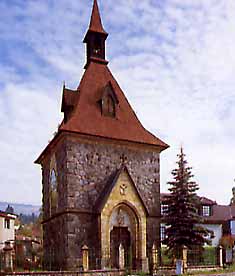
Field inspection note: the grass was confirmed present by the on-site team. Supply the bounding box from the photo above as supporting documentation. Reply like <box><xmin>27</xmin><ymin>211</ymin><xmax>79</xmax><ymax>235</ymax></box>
<box><xmin>183</xmin><ymin>264</ymin><xmax>235</xmax><ymax>275</ymax></box>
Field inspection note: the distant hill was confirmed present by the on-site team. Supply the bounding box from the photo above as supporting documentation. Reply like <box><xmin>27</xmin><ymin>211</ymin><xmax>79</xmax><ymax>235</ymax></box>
<box><xmin>0</xmin><ymin>201</ymin><xmax>40</xmax><ymax>216</ymax></box>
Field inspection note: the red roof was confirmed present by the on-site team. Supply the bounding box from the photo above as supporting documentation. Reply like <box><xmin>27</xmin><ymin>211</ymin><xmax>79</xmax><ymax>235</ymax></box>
<box><xmin>0</xmin><ymin>211</ymin><xmax>16</xmax><ymax>219</ymax></box>
<box><xmin>204</xmin><ymin>205</ymin><xmax>231</xmax><ymax>223</ymax></box>
<box><xmin>160</xmin><ymin>193</ymin><xmax>235</xmax><ymax>223</ymax></box>
<box><xmin>59</xmin><ymin>61</ymin><xmax>168</xmax><ymax>149</ymax></box>
<box><xmin>161</xmin><ymin>193</ymin><xmax>217</xmax><ymax>205</ymax></box>
<box><xmin>35</xmin><ymin>1</ymin><xmax>169</xmax><ymax>164</ymax></box>
<box><xmin>86</xmin><ymin>0</ymin><xmax>107</xmax><ymax>35</ymax></box>
<box><xmin>199</xmin><ymin>196</ymin><xmax>217</xmax><ymax>205</ymax></box>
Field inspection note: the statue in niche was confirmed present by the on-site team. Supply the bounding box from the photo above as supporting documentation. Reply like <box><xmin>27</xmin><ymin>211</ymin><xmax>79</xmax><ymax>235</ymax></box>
<box><xmin>117</xmin><ymin>208</ymin><xmax>125</xmax><ymax>226</ymax></box>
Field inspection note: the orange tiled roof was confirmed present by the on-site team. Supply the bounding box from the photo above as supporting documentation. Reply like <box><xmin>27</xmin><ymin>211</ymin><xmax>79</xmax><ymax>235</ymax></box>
<box><xmin>35</xmin><ymin>0</ymin><xmax>169</xmax><ymax>164</ymax></box>
<box><xmin>59</xmin><ymin>61</ymin><xmax>169</xmax><ymax>149</ymax></box>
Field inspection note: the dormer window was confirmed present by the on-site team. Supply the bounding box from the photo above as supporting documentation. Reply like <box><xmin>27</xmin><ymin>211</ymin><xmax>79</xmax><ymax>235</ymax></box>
<box><xmin>202</xmin><ymin>205</ymin><xmax>211</xmax><ymax>216</ymax></box>
<box><xmin>100</xmin><ymin>82</ymin><xmax>118</xmax><ymax>118</ymax></box>
<box><xmin>102</xmin><ymin>95</ymin><xmax>115</xmax><ymax>117</ymax></box>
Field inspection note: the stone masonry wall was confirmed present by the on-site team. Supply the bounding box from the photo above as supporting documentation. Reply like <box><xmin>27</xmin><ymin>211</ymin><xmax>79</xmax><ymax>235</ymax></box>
<box><xmin>64</xmin><ymin>137</ymin><xmax>161</xmax><ymax>270</ymax></box>
<box><xmin>42</xmin><ymin>139</ymin><xmax>68</xmax><ymax>270</ymax></box>
<box><xmin>42</xmin><ymin>139</ymin><xmax>68</xmax><ymax>221</ymax></box>
<box><xmin>65</xmin><ymin>212</ymin><xmax>100</xmax><ymax>270</ymax></box>
<box><xmin>65</xmin><ymin>137</ymin><xmax>160</xmax><ymax>216</ymax></box>
<box><xmin>42</xmin><ymin>136</ymin><xmax>161</xmax><ymax>271</ymax></box>
<box><xmin>43</xmin><ymin>215</ymin><xmax>68</xmax><ymax>270</ymax></box>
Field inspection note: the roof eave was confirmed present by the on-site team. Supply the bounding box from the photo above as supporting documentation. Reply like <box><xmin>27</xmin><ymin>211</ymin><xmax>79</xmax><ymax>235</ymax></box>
<box><xmin>34</xmin><ymin>131</ymin><xmax>62</xmax><ymax>165</ymax></box>
<box><xmin>35</xmin><ymin>129</ymin><xmax>169</xmax><ymax>165</ymax></box>
<box><xmin>83</xmin><ymin>29</ymin><xmax>108</xmax><ymax>43</ymax></box>
<box><xmin>60</xmin><ymin>129</ymin><xmax>169</xmax><ymax>151</ymax></box>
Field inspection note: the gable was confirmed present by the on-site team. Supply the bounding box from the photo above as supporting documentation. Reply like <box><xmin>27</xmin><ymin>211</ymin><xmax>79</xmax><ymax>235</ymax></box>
<box><xmin>95</xmin><ymin>166</ymin><xmax>148</xmax><ymax>215</ymax></box>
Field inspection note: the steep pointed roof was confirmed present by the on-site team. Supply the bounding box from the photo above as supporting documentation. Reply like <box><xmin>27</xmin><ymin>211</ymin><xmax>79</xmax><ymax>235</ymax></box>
<box><xmin>59</xmin><ymin>62</ymin><xmax>169</xmax><ymax>150</ymax></box>
<box><xmin>84</xmin><ymin>0</ymin><xmax>107</xmax><ymax>38</ymax></box>
<box><xmin>35</xmin><ymin>1</ymin><xmax>169</xmax><ymax>164</ymax></box>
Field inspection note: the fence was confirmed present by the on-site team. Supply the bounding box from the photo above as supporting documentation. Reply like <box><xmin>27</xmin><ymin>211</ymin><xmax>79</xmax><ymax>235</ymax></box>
<box><xmin>0</xmin><ymin>268</ymin><xmax>125</xmax><ymax>276</ymax></box>
<box><xmin>160</xmin><ymin>247</ymin><xmax>173</xmax><ymax>267</ymax></box>
<box><xmin>160</xmin><ymin>246</ymin><xmax>219</xmax><ymax>267</ymax></box>
<box><xmin>187</xmin><ymin>247</ymin><xmax>217</xmax><ymax>266</ymax></box>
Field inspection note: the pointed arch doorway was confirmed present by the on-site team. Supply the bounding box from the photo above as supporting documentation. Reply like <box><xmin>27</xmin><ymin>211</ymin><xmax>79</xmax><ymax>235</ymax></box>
<box><xmin>108</xmin><ymin>203</ymin><xmax>139</xmax><ymax>270</ymax></box>
<box><xmin>99</xmin><ymin>168</ymin><xmax>148</xmax><ymax>271</ymax></box>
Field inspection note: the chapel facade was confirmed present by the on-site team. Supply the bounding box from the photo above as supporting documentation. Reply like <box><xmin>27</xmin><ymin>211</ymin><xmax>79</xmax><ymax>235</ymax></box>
<box><xmin>36</xmin><ymin>0</ymin><xmax>168</xmax><ymax>272</ymax></box>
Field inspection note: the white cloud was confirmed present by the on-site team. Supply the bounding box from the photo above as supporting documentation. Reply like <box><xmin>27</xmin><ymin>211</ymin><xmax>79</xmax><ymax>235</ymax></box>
<box><xmin>0</xmin><ymin>83</ymin><xmax>62</xmax><ymax>204</ymax></box>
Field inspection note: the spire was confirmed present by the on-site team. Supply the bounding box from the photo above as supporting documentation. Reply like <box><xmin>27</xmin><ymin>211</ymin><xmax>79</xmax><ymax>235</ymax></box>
<box><xmin>83</xmin><ymin>0</ymin><xmax>108</xmax><ymax>68</ymax></box>
<box><xmin>88</xmin><ymin>0</ymin><xmax>107</xmax><ymax>35</ymax></box>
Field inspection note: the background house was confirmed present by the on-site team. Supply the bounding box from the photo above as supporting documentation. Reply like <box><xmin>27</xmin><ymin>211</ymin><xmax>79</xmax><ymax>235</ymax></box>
<box><xmin>160</xmin><ymin>193</ymin><xmax>235</xmax><ymax>247</ymax></box>
<box><xmin>0</xmin><ymin>210</ymin><xmax>16</xmax><ymax>250</ymax></box>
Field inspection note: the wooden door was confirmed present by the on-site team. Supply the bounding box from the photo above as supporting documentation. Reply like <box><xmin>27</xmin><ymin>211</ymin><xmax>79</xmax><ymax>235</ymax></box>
<box><xmin>110</xmin><ymin>226</ymin><xmax>131</xmax><ymax>268</ymax></box>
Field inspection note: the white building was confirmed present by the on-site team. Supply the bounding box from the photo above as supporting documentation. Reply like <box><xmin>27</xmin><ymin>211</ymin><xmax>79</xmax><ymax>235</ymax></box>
<box><xmin>0</xmin><ymin>211</ymin><xmax>17</xmax><ymax>250</ymax></box>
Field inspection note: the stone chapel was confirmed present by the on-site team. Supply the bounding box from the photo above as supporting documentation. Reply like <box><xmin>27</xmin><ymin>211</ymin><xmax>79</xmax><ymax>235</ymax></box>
<box><xmin>36</xmin><ymin>0</ymin><xmax>169</xmax><ymax>272</ymax></box>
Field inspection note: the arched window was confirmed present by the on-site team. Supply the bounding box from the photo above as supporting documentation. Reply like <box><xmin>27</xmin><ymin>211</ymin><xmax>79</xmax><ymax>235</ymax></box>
<box><xmin>50</xmin><ymin>169</ymin><xmax>58</xmax><ymax>215</ymax></box>
<box><xmin>93</xmin><ymin>37</ymin><xmax>101</xmax><ymax>56</ymax></box>
<box><xmin>101</xmin><ymin>82</ymin><xmax>118</xmax><ymax>118</ymax></box>
<box><xmin>102</xmin><ymin>94</ymin><xmax>115</xmax><ymax>117</ymax></box>
<box><xmin>50</xmin><ymin>169</ymin><xmax>57</xmax><ymax>190</ymax></box>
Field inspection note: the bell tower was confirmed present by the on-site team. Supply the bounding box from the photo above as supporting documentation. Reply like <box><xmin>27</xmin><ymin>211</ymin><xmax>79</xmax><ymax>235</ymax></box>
<box><xmin>83</xmin><ymin>0</ymin><xmax>108</xmax><ymax>68</ymax></box>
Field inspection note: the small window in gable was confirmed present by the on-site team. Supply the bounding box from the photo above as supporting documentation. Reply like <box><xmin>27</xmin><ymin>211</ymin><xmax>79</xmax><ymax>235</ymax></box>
<box><xmin>100</xmin><ymin>82</ymin><xmax>118</xmax><ymax>118</ymax></box>
<box><xmin>102</xmin><ymin>94</ymin><xmax>115</xmax><ymax>117</ymax></box>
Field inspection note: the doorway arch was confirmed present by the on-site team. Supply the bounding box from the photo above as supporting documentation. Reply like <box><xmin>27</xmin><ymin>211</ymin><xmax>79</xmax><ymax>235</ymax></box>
<box><xmin>101</xmin><ymin>201</ymin><xmax>146</xmax><ymax>270</ymax></box>
<box><xmin>109</xmin><ymin>203</ymin><xmax>138</xmax><ymax>269</ymax></box>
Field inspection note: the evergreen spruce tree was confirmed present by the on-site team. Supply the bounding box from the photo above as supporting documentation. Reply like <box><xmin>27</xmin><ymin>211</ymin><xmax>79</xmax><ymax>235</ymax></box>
<box><xmin>164</xmin><ymin>147</ymin><xmax>211</xmax><ymax>259</ymax></box>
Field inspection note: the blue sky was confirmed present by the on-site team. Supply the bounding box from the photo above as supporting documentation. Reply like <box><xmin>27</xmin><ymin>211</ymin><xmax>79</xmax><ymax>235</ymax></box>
<box><xmin>1</xmin><ymin>0</ymin><xmax>235</xmax><ymax>205</ymax></box>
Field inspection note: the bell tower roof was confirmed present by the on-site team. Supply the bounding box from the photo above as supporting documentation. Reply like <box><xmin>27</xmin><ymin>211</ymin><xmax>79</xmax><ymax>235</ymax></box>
<box><xmin>84</xmin><ymin>0</ymin><xmax>108</xmax><ymax>41</ymax></box>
